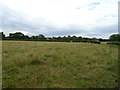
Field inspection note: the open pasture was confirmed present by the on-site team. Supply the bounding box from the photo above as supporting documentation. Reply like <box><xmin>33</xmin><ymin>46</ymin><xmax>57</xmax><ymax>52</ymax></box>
<box><xmin>2</xmin><ymin>41</ymin><xmax>118</xmax><ymax>88</ymax></box>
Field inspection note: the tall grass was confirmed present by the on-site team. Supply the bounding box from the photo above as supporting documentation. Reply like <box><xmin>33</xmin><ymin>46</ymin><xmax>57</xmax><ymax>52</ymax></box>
<box><xmin>2</xmin><ymin>41</ymin><xmax>118</xmax><ymax>88</ymax></box>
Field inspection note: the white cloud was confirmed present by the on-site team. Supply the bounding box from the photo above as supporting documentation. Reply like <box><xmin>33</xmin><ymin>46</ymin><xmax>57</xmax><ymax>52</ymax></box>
<box><xmin>0</xmin><ymin>0</ymin><xmax>119</xmax><ymax>38</ymax></box>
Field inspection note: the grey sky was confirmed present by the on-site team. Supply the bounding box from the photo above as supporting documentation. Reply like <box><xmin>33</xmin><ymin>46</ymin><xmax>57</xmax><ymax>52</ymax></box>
<box><xmin>0</xmin><ymin>0</ymin><xmax>118</xmax><ymax>38</ymax></box>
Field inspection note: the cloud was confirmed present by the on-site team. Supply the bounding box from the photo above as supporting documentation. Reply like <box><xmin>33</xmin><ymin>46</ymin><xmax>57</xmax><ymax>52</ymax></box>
<box><xmin>0</xmin><ymin>0</ymin><xmax>118</xmax><ymax>39</ymax></box>
<box><xmin>88</xmin><ymin>2</ymin><xmax>100</xmax><ymax>10</ymax></box>
<box><xmin>0</xmin><ymin>4</ymin><xmax>48</xmax><ymax>36</ymax></box>
<box><xmin>86</xmin><ymin>24</ymin><xmax>118</xmax><ymax>38</ymax></box>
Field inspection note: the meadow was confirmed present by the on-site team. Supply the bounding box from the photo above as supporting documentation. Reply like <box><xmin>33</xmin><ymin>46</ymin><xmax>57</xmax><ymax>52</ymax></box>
<box><xmin>2</xmin><ymin>41</ymin><xmax>118</xmax><ymax>88</ymax></box>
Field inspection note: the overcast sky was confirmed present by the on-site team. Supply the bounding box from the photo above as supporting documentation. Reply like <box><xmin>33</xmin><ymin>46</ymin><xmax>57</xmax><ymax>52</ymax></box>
<box><xmin>0</xmin><ymin>0</ymin><xmax>119</xmax><ymax>38</ymax></box>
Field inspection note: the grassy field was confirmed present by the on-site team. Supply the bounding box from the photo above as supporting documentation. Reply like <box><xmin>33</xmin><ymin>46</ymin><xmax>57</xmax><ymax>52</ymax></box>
<box><xmin>2</xmin><ymin>41</ymin><xmax>118</xmax><ymax>88</ymax></box>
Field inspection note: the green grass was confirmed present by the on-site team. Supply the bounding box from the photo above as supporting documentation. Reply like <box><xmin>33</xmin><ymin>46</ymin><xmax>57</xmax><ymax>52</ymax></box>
<box><xmin>2</xmin><ymin>41</ymin><xmax>118</xmax><ymax>88</ymax></box>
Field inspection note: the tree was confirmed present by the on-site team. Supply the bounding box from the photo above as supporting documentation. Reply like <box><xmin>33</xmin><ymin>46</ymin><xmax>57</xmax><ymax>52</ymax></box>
<box><xmin>67</xmin><ymin>35</ymin><xmax>71</xmax><ymax>42</ymax></box>
<box><xmin>9</xmin><ymin>32</ymin><xmax>25</xmax><ymax>40</ymax></box>
<box><xmin>62</xmin><ymin>36</ymin><xmax>67</xmax><ymax>42</ymax></box>
<box><xmin>99</xmin><ymin>38</ymin><xmax>103</xmax><ymax>42</ymax></box>
<box><xmin>52</xmin><ymin>37</ymin><xmax>57</xmax><ymax>41</ymax></box>
<box><xmin>38</xmin><ymin>34</ymin><xmax>46</xmax><ymax>40</ymax></box>
<box><xmin>71</xmin><ymin>35</ymin><xmax>77</xmax><ymax>42</ymax></box>
<box><xmin>23</xmin><ymin>35</ymin><xmax>29</xmax><ymax>40</ymax></box>
<box><xmin>30</xmin><ymin>36</ymin><xmax>36</xmax><ymax>39</ymax></box>
<box><xmin>109</xmin><ymin>34</ymin><xmax>120</xmax><ymax>41</ymax></box>
<box><xmin>0</xmin><ymin>32</ymin><xmax>5</xmax><ymax>39</ymax></box>
<box><xmin>56</xmin><ymin>36</ymin><xmax>62</xmax><ymax>42</ymax></box>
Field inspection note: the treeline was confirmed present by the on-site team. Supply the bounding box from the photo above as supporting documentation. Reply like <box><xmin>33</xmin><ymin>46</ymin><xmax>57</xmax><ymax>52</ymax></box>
<box><xmin>0</xmin><ymin>32</ymin><xmax>120</xmax><ymax>44</ymax></box>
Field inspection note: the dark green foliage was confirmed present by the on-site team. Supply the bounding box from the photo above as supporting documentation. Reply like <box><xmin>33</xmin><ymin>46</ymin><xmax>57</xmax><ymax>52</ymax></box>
<box><xmin>106</xmin><ymin>34</ymin><xmax>120</xmax><ymax>45</ymax></box>
<box><xmin>9</xmin><ymin>32</ymin><xmax>24</xmax><ymax>39</ymax></box>
<box><xmin>8</xmin><ymin>32</ymin><xmax>29</xmax><ymax>40</ymax></box>
<box><xmin>0</xmin><ymin>32</ymin><xmax>5</xmax><ymax>40</ymax></box>
<box><xmin>38</xmin><ymin>34</ymin><xmax>46</xmax><ymax>41</ymax></box>
<box><xmin>109</xmin><ymin>34</ymin><xmax>120</xmax><ymax>41</ymax></box>
<box><xmin>2</xmin><ymin>32</ymin><xmax>119</xmax><ymax>44</ymax></box>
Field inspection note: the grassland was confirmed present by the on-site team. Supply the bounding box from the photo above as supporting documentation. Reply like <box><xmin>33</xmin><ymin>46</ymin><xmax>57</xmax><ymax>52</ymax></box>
<box><xmin>2</xmin><ymin>41</ymin><xmax>118</xmax><ymax>88</ymax></box>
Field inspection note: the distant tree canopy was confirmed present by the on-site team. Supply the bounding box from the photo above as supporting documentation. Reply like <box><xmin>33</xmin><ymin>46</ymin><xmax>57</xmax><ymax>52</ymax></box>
<box><xmin>9</xmin><ymin>32</ymin><xmax>29</xmax><ymax>40</ymax></box>
<box><xmin>38</xmin><ymin>34</ymin><xmax>46</xmax><ymax>40</ymax></box>
<box><xmin>109</xmin><ymin>34</ymin><xmax>120</xmax><ymax>41</ymax></box>
<box><xmin>0</xmin><ymin>32</ymin><xmax>5</xmax><ymax>39</ymax></box>
<box><xmin>1</xmin><ymin>32</ymin><xmax>120</xmax><ymax>44</ymax></box>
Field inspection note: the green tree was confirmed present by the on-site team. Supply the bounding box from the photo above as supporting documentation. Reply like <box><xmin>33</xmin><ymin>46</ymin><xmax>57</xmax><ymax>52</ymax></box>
<box><xmin>67</xmin><ymin>35</ymin><xmax>71</xmax><ymax>42</ymax></box>
<box><xmin>38</xmin><ymin>34</ymin><xmax>46</xmax><ymax>41</ymax></box>
<box><xmin>56</xmin><ymin>36</ymin><xmax>62</xmax><ymax>42</ymax></box>
<box><xmin>109</xmin><ymin>34</ymin><xmax>120</xmax><ymax>41</ymax></box>
<box><xmin>0</xmin><ymin>32</ymin><xmax>5</xmax><ymax>39</ymax></box>
<box><xmin>9</xmin><ymin>32</ymin><xmax>25</xmax><ymax>40</ymax></box>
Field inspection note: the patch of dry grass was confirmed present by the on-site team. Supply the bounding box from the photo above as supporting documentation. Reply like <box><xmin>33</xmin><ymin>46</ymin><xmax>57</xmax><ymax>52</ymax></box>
<box><xmin>2</xmin><ymin>41</ymin><xmax>118</xmax><ymax>88</ymax></box>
